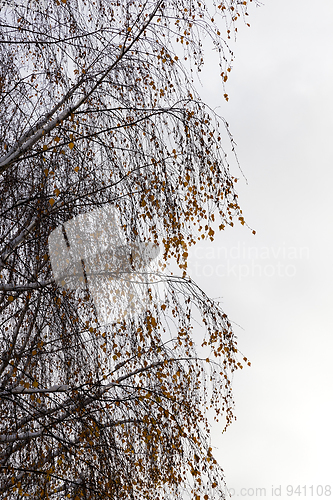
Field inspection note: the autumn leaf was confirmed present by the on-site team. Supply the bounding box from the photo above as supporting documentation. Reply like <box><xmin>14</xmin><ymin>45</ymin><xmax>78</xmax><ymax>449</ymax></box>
<box><xmin>1</xmin><ymin>1</ymin><xmax>251</xmax><ymax>496</ymax></box>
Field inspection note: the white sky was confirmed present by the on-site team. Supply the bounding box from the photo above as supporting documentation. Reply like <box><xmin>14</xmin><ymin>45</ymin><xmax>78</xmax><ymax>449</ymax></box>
<box><xmin>186</xmin><ymin>0</ymin><xmax>333</xmax><ymax>497</ymax></box>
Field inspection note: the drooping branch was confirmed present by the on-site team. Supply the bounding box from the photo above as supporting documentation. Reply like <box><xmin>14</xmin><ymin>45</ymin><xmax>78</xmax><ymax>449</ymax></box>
<box><xmin>0</xmin><ymin>0</ymin><xmax>163</xmax><ymax>174</ymax></box>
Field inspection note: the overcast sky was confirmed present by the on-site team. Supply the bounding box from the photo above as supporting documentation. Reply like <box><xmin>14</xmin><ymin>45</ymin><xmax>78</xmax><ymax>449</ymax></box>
<box><xmin>186</xmin><ymin>1</ymin><xmax>333</xmax><ymax>497</ymax></box>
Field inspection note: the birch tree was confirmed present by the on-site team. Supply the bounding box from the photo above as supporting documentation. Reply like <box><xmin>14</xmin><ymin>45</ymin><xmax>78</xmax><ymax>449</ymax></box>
<box><xmin>0</xmin><ymin>0</ymin><xmax>255</xmax><ymax>498</ymax></box>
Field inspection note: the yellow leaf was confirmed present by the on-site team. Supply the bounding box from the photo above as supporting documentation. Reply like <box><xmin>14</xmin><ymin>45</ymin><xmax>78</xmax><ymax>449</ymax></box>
<box><xmin>32</xmin><ymin>380</ymin><xmax>38</xmax><ymax>388</ymax></box>
<box><xmin>54</xmin><ymin>188</ymin><xmax>60</xmax><ymax>197</ymax></box>
<box><xmin>43</xmin><ymin>145</ymin><xmax>48</xmax><ymax>151</ymax></box>
<box><xmin>69</xmin><ymin>142</ymin><xmax>74</xmax><ymax>149</ymax></box>
<box><xmin>54</xmin><ymin>136</ymin><xmax>60</xmax><ymax>143</ymax></box>
<box><xmin>49</xmin><ymin>198</ymin><xmax>55</xmax><ymax>206</ymax></box>
<box><xmin>74</xmin><ymin>166</ymin><xmax>79</xmax><ymax>172</ymax></box>
<box><xmin>8</xmin><ymin>296</ymin><xmax>14</xmax><ymax>302</ymax></box>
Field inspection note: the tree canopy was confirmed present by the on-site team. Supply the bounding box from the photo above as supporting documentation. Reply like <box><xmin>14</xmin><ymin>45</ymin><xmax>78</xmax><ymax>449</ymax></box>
<box><xmin>0</xmin><ymin>0</ymin><xmax>255</xmax><ymax>498</ymax></box>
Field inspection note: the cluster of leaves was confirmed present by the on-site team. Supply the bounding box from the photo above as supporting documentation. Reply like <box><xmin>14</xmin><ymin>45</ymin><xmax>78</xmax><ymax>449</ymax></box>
<box><xmin>0</xmin><ymin>0</ymin><xmax>255</xmax><ymax>498</ymax></box>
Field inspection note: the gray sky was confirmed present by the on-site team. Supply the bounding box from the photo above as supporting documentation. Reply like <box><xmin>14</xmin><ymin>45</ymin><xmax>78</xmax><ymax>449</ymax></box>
<box><xmin>186</xmin><ymin>0</ymin><xmax>333</xmax><ymax>497</ymax></box>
